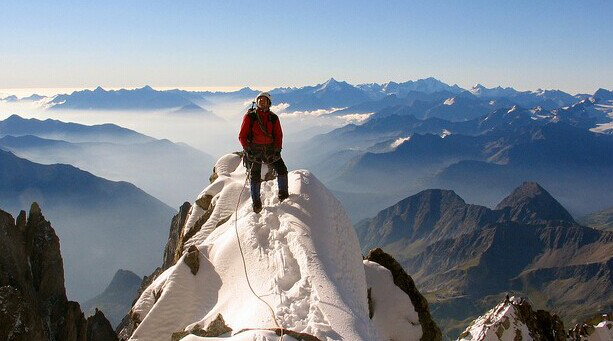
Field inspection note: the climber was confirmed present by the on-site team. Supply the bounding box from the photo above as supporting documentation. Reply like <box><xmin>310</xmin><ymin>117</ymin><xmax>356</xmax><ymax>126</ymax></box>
<box><xmin>239</xmin><ymin>91</ymin><xmax>289</xmax><ymax>213</ymax></box>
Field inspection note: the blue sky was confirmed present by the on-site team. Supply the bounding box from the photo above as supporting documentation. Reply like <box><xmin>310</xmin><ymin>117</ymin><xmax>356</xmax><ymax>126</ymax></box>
<box><xmin>1</xmin><ymin>0</ymin><xmax>612</xmax><ymax>93</ymax></box>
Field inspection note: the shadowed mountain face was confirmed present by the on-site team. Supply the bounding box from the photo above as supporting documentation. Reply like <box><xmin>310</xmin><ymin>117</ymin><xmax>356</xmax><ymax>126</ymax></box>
<box><xmin>0</xmin><ymin>149</ymin><xmax>176</xmax><ymax>302</ymax></box>
<box><xmin>0</xmin><ymin>132</ymin><xmax>215</xmax><ymax>208</ymax></box>
<box><xmin>494</xmin><ymin>182</ymin><xmax>576</xmax><ymax>223</ymax></box>
<box><xmin>82</xmin><ymin>270</ymin><xmax>142</xmax><ymax>328</ymax></box>
<box><xmin>355</xmin><ymin>182</ymin><xmax>613</xmax><ymax>338</ymax></box>
<box><xmin>325</xmin><ymin>120</ymin><xmax>613</xmax><ymax>217</ymax></box>
<box><xmin>0</xmin><ymin>204</ymin><xmax>116</xmax><ymax>341</ymax></box>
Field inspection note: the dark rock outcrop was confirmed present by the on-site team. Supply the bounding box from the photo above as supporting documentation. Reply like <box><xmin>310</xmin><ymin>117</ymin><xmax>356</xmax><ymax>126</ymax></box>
<box><xmin>0</xmin><ymin>203</ymin><xmax>116</xmax><ymax>341</ymax></box>
<box><xmin>163</xmin><ymin>202</ymin><xmax>192</xmax><ymax>269</ymax></box>
<box><xmin>87</xmin><ymin>309</ymin><xmax>119</xmax><ymax>341</ymax></box>
<box><xmin>171</xmin><ymin>314</ymin><xmax>232</xmax><ymax>340</ymax></box>
<box><xmin>184</xmin><ymin>245</ymin><xmax>200</xmax><ymax>275</ymax></box>
<box><xmin>365</xmin><ymin>248</ymin><xmax>442</xmax><ymax>341</ymax></box>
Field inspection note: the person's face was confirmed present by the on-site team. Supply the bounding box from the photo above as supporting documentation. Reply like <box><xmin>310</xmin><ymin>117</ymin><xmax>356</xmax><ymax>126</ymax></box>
<box><xmin>257</xmin><ymin>96</ymin><xmax>270</xmax><ymax>109</ymax></box>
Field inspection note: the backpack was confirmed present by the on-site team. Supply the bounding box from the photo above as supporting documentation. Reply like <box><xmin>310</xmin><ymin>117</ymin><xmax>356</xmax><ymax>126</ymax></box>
<box><xmin>246</xmin><ymin>109</ymin><xmax>278</xmax><ymax>144</ymax></box>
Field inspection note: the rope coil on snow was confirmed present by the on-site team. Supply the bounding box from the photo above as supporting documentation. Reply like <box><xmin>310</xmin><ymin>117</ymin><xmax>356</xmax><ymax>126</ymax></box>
<box><xmin>233</xmin><ymin>156</ymin><xmax>284</xmax><ymax>340</ymax></box>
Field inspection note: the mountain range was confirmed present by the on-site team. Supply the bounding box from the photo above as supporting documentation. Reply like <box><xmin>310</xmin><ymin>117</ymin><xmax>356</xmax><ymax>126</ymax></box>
<box><xmin>295</xmin><ymin>95</ymin><xmax>613</xmax><ymax>221</ymax></box>
<box><xmin>8</xmin><ymin>78</ymin><xmax>602</xmax><ymax>118</ymax></box>
<box><xmin>0</xmin><ymin>114</ymin><xmax>154</xmax><ymax>144</ymax></box>
<box><xmin>355</xmin><ymin>182</ymin><xmax>613</xmax><ymax>338</ymax></box>
<box><xmin>48</xmin><ymin>85</ymin><xmax>218</xmax><ymax>117</ymax></box>
<box><xmin>0</xmin><ymin>115</ymin><xmax>215</xmax><ymax>207</ymax></box>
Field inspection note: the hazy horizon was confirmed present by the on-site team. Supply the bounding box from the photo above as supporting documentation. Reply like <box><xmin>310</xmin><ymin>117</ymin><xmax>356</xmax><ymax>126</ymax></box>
<box><xmin>1</xmin><ymin>77</ymin><xmax>611</xmax><ymax>100</ymax></box>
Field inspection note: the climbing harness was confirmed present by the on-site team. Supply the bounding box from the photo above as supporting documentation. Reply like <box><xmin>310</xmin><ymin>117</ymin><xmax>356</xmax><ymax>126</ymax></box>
<box><xmin>233</xmin><ymin>154</ymin><xmax>284</xmax><ymax>340</ymax></box>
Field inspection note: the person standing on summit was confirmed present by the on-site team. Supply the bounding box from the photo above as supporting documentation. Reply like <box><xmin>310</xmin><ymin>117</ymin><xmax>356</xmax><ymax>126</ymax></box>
<box><xmin>239</xmin><ymin>92</ymin><xmax>289</xmax><ymax>213</ymax></box>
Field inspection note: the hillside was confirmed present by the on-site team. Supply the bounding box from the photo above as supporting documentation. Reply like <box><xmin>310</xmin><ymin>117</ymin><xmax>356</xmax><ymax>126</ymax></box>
<box><xmin>0</xmin><ymin>149</ymin><xmax>176</xmax><ymax>302</ymax></box>
<box><xmin>355</xmin><ymin>182</ymin><xmax>613</xmax><ymax>338</ymax></box>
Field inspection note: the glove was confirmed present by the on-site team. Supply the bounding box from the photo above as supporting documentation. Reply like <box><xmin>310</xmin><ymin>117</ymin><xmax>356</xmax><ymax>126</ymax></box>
<box><xmin>244</xmin><ymin>148</ymin><xmax>253</xmax><ymax>158</ymax></box>
<box><xmin>274</xmin><ymin>147</ymin><xmax>281</xmax><ymax>158</ymax></box>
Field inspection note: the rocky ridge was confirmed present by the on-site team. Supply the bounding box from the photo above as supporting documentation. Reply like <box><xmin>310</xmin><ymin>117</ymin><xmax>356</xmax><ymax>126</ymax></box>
<box><xmin>0</xmin><ymin>203</ymin><xmax>116</xmax><ymax>341</ymax></box>
<box><xmin>459</xmin><ymin>296</ymin><xmax>612</xmax><ymax>341</ymax></box>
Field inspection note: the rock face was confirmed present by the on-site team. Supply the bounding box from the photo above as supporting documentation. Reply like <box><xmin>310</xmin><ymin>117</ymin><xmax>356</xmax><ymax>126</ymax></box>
<box><xmin>0</xmin><ymin>203</ymin><xmax>116</xmax><ymax>341</ymax></box>
<box><xmin>82</xmin><ymin>269</ymin><xmax>142</xmax><ymax>328</ymax></box>
<box><xmin>87</xmin><ymin>309</ymin><xmax>120</xmax><ymax>341</ymax></box>
<box><xmin>356</xmin><ymin>182</ymin><xmax>613</xmax><ymax>338</ymax></box>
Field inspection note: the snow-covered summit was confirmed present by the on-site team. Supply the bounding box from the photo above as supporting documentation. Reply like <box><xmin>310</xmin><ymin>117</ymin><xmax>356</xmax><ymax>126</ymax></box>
<box><xmin>458</xmin><ymin>296</ymin><xmax>613</xmax><ymax>341</ymax></box>
<box><xmin>124</xmin><ymin>153</ymin><xmax>436</xmax><ymax>341</ymax></box>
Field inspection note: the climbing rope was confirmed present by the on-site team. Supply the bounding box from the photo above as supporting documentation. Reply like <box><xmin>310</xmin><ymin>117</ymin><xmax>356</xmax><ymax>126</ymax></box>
<box><xmin>233</xmin><ymin>154</ymin><xmax>284</xmax><ymax>340</ymax></box>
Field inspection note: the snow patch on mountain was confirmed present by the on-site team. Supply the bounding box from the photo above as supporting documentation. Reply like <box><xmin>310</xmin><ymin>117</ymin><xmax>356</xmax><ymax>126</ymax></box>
<box><xmin>391</xmin><ymin>136</ymin><xmax>411</xmax><ymax>149</ymax></box>
<box><xmin>583</xmin><ymin>320</ymin><xmax>613</xmax><ymax>341</ymax></box>
<box><xmin>439</xmin><ymin>129</ymin><xmax>452</xmax><ymax>138</ymax></box>
<box><xmin>339</xmin><ymin>113</ymin><xmax>373</xmax><ymax>124</ymax></box>
<box><xmin>458</xmin><ymin>297</ymin><xmax>532</xmax><ymax>341</ymax></box>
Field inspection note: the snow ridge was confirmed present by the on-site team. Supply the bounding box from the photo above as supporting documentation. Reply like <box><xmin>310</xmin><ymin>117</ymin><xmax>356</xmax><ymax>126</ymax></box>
<box><xmin>128</xmin><ymin>153</ymin><xmax>395</xmax><ymax>341</ymax></box>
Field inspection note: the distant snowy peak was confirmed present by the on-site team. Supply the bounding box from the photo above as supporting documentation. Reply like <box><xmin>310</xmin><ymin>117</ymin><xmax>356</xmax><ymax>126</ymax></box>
<box><xmin>315</xmin><ymin>77</ymin><xmax>353</xmax><ymax>93</ymax></box>
<box><xmin>458</xmin><ymin>296</ymin><xmax>565</xmax><ymax>341</ymax></box>
<box><xmin>376</xmin><ymin>77</ymin><xmax>464</xmax><ymax>96</ymax></box>
<box><xmin>1</xmin><ymin>95</ymin><xmax>18</xmax><ymax>102</ymax></box>
<box><xmin>469</xmin><ymin>84</ymin><xmax>519</xmax><ymax>98</ymax></box>
<box><xmin>459</xmin><ymin>296</ymin><xmax>613</xmax><ymax>341</ymax></box>
<box><xmin>592</xmin><ymin>88</ymin><xmax>613</xmax><ymax>101</ymax></box>
<box><xmin>468</xmin><ymin>84</ymin><xmax>577</xmax><ymax>108</ymax></box>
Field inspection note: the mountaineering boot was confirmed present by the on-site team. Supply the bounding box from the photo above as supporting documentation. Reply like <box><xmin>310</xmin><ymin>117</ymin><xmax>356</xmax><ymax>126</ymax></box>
<box><xmin>277</xmin><ymin>173</ymin><xmax>289</xmax><ymax>202</ymax></box>
<box><xmin>252</xmin><ymin>198</ymin><xmax>262</xmax><ymax>214</ymax></box>
<box><xmin>250</xmin><ymin>178</ymin><xmax>262</xmax><ymax>213</ymax></box>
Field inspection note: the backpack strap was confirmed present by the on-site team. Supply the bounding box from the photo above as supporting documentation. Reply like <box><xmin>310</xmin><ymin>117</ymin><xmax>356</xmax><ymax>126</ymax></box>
<box><xmin>269</xmin><ymin>112</ymin><xmax>278</xmax><ymax>143</ymax></box>
<box><xmin>247</xmin><ymin>110</ymin><xmax>277</xmax><ymax>144</ymax></box>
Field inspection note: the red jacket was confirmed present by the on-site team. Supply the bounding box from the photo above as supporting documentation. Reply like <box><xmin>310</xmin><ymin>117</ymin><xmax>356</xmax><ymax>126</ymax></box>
<box><xmin>238</xmin><ymin>108</ymin><xmax>283</xmax><ymax>149</ymax></box>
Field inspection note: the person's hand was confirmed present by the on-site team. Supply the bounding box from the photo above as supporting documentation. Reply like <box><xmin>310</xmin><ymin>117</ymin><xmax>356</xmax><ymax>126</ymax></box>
<box><xmin>244</xmin><ymin>148</ymin><xmax>253</xmax><ymax>158</ymax></box>
<box><xmin>274</xmin><ymin>147</ymin><xmax>281</xmax><ymax>158</ymax></box>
